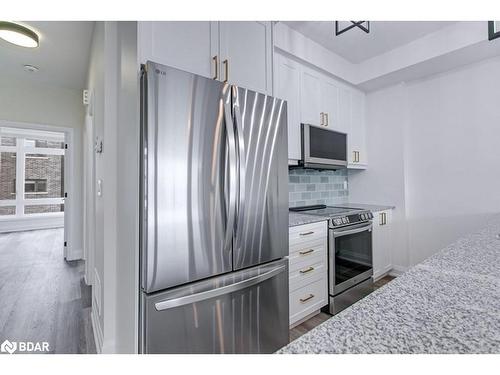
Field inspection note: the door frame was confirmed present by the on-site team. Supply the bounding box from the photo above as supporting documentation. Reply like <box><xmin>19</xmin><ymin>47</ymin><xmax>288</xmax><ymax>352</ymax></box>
<box><xmin>0</xmin><ymin>119</ymin><xmax>75</xmax><ymax>259</ymax></box>
<box><xmin>83</xmin><ymin>111</ymin><xmax>95</xmax><ymax>286</ymax></box>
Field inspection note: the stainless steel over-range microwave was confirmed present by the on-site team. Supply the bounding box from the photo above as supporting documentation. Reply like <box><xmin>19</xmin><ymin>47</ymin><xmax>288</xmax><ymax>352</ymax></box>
<box><xmin>300</xmin><ymin>123</ymin><xmax>348</xmax><ymax>169</ymax></box>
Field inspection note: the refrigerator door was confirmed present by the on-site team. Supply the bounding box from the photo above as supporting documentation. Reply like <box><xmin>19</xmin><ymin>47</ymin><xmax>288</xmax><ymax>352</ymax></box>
<box><xmin>232</xmin><ymin>86</ymin><xmax>289</xmax><ymax>270</ymax></box>
<box><xmin>141</xmin><ymin>258</ymin><xmax>289</xmax><ymax>353</ymax></box>
<box><xmin>141</xmin><ymin>62</ymin><xmax>236</xmax><ymax>293</ymax></box>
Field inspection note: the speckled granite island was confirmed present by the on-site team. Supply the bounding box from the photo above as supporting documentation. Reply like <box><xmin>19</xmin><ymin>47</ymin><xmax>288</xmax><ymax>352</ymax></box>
<box><xmin>279</xmin><ymin>214</ymin><xmax>500</xmax><ymax>354</ymax></box>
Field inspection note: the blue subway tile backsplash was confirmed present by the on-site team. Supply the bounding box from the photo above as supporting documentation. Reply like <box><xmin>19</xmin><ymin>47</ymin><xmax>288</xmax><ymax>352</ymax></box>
<box><xmin>288</xmin><ymin>168</ymin><xmax>348</xmax><ymax>208</ymax></box>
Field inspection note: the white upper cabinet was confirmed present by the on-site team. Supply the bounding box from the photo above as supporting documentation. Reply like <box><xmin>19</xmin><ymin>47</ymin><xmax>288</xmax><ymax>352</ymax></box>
<box><xmin>300</xmin><ymin>68</ymin><xmax>322</xmax><ymax>126</ymax></box>
<box><xmin>349</xmin><ymin>90</ymin><xmax>367</xmax><ymax>167</ymax></box>
<box><xmin>138</xmin><ymin>22</ymin><xmax>219</xmax><ymax>79</ymax></box>
<box><xmin>274</xmin><ymin>53</ymin><xmax>302</xmax><ymax>161</ymax></box>
<box><xmin>219</xmin><ymin>21</ymin><xmax>273</xmax><ymax>94</ymax></box>
<box><xmin>320</xmin><ymin>79</ymin><xmax>339</xmax><ymax>131</ymax></box>
<box><xmin>337</xmin><ymin>87</ymin><xmax>352</xmax><ymax>135</ymax></box>
<box><xmin>138</xmin><ymin>21</ymin><xmax>273</xmax><ymax>94</ymax></box>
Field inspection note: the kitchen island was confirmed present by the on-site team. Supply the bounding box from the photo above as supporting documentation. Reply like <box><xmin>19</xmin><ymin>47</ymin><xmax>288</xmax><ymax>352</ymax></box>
<box><xmin>279</xmin><ymin>214</ymin><xmax>500</xmax><ymax>354</ymax></box>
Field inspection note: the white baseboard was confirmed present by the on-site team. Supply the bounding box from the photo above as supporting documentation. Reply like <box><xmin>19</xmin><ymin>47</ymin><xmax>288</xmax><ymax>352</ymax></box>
<box><xmin>91</xmin><ymin>304</ymin><xmax>103</xmax><ymax>354</ymax></box>
<box><xmin>389</xmin><ymin>265</ymin><xmax>408</xmax><ymax>277</ymax></box>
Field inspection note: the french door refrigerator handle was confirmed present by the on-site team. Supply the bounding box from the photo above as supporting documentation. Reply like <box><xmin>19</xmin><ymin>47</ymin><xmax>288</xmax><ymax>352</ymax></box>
<box><xmin>231</xmin><ymin>86</ymin><xmax>246</xmax><ymax>246</ymax></box>
<box><xmin>223</xmin><ymin>84</ymin><xmax>238</xmax><ymax>251</ymax></box>
<box><xmin>154</xmin><ymin>264</ymin><xmax>286</xmax><ymax>311</ymax></box>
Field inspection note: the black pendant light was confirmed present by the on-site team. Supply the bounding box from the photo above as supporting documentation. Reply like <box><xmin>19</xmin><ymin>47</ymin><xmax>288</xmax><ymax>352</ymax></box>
<box><xmin>335</xmin><ymin>21</ymin><xmax>370</xmax><ymax>36</ymax></box>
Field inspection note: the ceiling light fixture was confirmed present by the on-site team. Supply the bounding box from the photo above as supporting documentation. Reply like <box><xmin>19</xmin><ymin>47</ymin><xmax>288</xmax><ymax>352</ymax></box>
<box><xmin>335</xmin><ymin>21</ymin><xmax>370</xmax><ymax>36</ymax></box>
<box><xmin>0</xmin><ymin>21</ymin><xmax>39</xmax><ymax>48</ymax></box>
<box><xmin>23</xmin><ymin>64</ymin><xmax>39</xmax><ymax>73</ymax></box>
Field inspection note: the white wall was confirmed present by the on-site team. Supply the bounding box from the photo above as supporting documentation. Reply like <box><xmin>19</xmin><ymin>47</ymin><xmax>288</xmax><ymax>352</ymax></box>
<box><xmin>85</xmin><ymin>21</ymin><xmax>139</xmax><ymax>354</ymax></box>
<box><xmin>86</xmin><ymin>21</ymin><xmax>106</xmax><ymax>352</ymax></box>
<box><xmin>0</xmin><ymin>76</ymin><xmax>84</xmax><ymax>258</ymax></box>
<box><xmin>350</xmin><ymin>56</ymin><xmax>500</xmax><ymax>269</ymax></box>
<box><xmin>404</xmin><ymin>57</ymin><xmax>500</xmax><ymax>264</ymax></box>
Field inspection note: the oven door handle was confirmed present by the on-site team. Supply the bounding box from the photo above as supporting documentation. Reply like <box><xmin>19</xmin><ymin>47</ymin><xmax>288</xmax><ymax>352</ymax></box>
<box><xmin>333</xmin><ymin>223</ymin><xmax>372</xmax><ymax>237</ymax></box>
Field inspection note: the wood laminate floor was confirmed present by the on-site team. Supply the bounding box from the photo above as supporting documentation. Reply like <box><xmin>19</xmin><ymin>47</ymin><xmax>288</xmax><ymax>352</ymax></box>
<box><xmin>0</xmin><ymin>229</ymin><xmax>96</xmax><ymax>354</ymax></box>
<box><xmin>289</xmin><ymin>275</ymin><xmax>396</xmax><ymax>342</ymax></box>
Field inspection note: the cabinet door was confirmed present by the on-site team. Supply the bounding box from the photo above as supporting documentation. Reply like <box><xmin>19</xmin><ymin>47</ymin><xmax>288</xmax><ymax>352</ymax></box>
<box><xmin>138</xmin><ymin>21</ymin><xmax>219</xmax><ymax>79</ymax></box>
<box><xmin>219</xmin><ymin>21</ymin><xmax>273</xmax><ymax>94</ymax></box>
<box><xmin>338</xmin><ymin>87</ymin><xmax>352</xmax><ymax>135</ymax></box>
<box><xmin>300</xmin><ymin>68</ymin><xmax>322</xmax><ymax>126</ymax></box>
<box><xmin>372</xmin><ymin>210</ymin><xmax>392</xmax><ymax>280</ymax></box>
<box><xmin>321</xmin><ymin>80</ymin><xmax>339</xmax><ymax>131</ymax></box>
<box><xmin>349</xmin><ymin>90</ymin><xmax>367</xmax><ymax>166</ymax></box>
<box><xmin>274</xmin><ymin>54</ymin><xmax>301</xmax><ymax>161</ymax></box>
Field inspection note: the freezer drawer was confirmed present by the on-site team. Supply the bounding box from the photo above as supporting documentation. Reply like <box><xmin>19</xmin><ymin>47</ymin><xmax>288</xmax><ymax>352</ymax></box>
<box><xmin>140</xmin><ymin>259</ymin><xmax>289</xmax><ymax>354</ymax></box>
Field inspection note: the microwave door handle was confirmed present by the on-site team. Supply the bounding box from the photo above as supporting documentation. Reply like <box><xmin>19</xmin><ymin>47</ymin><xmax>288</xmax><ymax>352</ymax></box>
<box><xmin>154</xmin><ymin>264</ymin><xmax>286</xmax><ymax>311</ymax></box>
<box><xmin>334</xmin><ymin>223</ymin><xmax>372</xmax><ymax>238</ymax></box>
<box><xmin>223</xmin><ymin>85</ymin><xmax>237</xmax><ymax>251</ymax></box>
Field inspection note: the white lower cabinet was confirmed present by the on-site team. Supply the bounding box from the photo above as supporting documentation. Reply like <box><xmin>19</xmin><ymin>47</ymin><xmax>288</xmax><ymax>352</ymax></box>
<box><xmin>288</xmin><ymin>221</ymin><xmax>328</xmax><ymax>327</ymax></box>
<box><xmin>372</xmin><ymin>209</ymin><xmax>393</xmax><ymax>281</ymax></box>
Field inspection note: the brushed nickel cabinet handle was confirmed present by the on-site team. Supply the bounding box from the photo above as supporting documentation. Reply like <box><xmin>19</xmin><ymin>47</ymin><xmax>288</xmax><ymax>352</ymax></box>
<box><xmin>299</xmin><ymin>266</ymin><xmax>315</xmax><ymax>274</ymax></box>
<box><xmin>325</xmin><ymin>113</ymin><xmax>329</xmax><ymax>127</ymax></box>
<box><xmin>383</xmin><ymin>212</ymin><xmax>387</xmax><ymax>225</ymax></box>
<box><xmin>212</xmin><ymin>55</ymin><xmax>218</xmax><ymax>80</ymax></box>
<box><xmin>320</xmin><ymin>112</ymin><xmax>324</xmax><ymax>126</ymax></box>
<box><xmin>299</xmin><ymin>249</ymin><xmax>314</xmax><ymax>255</ymax></box>
<box><xmin>300</xmin><ymin>294</ymin><xmax>315</xmax><ymax>303</ymax></box>
<box><xmin>299</xmin><ymin>231</ymin><xmax>314</xmax><ymax>236</ymax></box>
<box><xmin>223</xmin><ymin>59</ymin><xmax>229</xmax><ymax>82</ymax></box>
<box><xmin>379</xmin><ymin>213</ymin><xmax>384</xmax><ymax>226</ymax></box>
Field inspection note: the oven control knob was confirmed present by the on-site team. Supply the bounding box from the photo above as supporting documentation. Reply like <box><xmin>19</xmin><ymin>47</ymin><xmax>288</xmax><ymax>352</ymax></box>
<box><xmin>360</xmin><ymin>214</ymin><xmax>365</xmax><ymax>220</ymax></box>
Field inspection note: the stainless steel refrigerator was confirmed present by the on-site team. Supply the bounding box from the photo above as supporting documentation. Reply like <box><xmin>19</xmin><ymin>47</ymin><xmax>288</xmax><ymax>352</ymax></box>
<box><xmin>139</xmin><ymin>61</ymin><xmax>289</xmax><ymax>354</ymax></box>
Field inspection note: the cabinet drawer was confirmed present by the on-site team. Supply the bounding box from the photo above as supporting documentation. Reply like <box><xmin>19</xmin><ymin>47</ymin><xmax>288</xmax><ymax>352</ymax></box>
<box><xmin>289</xmin><ymin>278</ymin><xmax>327</xmax><ymax>325</ymax></box>
<box><xmin>289</xmin><ymin>261</ymin><xmax>326</xmax><ymax>292</ymax></box>
<box><xmin>289</xmin><ymin>221</ymin><xmax>327</xmax><ymax>247</ymax></box>
<box><xmin>289</xmin><ymin>238</ymin><xmax>326</xmax><ymax>259</ymax></box>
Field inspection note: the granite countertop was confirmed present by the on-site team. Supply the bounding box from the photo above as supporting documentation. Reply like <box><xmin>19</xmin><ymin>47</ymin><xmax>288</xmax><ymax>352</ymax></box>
<box><xmin>289</xmin><ymin>212</ymin><xmax>329</xmax><ymax>227</ymax></box>
<box><xmin>279</xmin><ymin>213</ymin><xmax>500</xmax><ymax>354</ymax></box>
<box><xmin>334</xmin><ymin>203</ymin><xmax>396</xmax><ymax>212</ymax></box>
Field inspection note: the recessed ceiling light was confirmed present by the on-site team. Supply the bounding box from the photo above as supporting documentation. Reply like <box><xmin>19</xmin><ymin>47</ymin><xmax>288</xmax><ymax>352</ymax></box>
<box><xmin>23</xmin><ymin>64</ymin><xmax>39</xmax><ymax>73</ymax></box>
<box><xmin>0</xmin><ymin>21</ymin><xmax>39</xmax><ymax>48</ymax></box>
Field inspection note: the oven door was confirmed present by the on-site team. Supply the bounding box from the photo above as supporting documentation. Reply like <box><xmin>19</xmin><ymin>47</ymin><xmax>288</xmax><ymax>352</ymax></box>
<box><xmin>329</xmin><ymin>222</ymin><xmax>373</xmax><ymax>295</ymax></box>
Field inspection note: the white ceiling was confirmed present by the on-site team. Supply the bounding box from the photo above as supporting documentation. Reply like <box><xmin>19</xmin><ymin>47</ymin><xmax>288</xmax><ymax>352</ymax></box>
<box><xmin>282</xmin><ymin>21</ymin><xmax>456</xmax><ymax>63</ymax></box>
<box><xmin>0</xmin><ymin>21</ymin><xmax>94</xmax><ymax>90</ymax></box>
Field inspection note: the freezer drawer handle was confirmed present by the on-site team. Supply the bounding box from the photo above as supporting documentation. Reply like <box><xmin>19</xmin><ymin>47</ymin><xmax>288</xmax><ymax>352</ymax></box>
<box><xmin>299</xmin><ymin>231</ymin><xmax>315</xmax><ymax>236</ymax></box>
<box><xmin>154</xmin><ymin>264</ymin><xmax>286</xmax><ymax>311</ymax></box>
<box><xmin>300</xmin><ymin>294</ymin><xmax>315</xmax><ymax>303</ymax></box>
<box><xmin>299</xmin><ymin>249</ymin><xmax>314</xmax><ymax>255</ymax></box>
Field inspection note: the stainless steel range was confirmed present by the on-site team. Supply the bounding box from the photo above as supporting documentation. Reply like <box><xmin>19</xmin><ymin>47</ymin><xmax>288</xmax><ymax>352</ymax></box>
<box><xmin>290</xmin><ymin>204</ymin><xmax>374</xmax><ymax>315</ymax></box>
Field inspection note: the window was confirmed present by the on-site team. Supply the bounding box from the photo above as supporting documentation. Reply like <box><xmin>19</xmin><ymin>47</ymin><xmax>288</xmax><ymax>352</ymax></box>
<box><xmin>0</xmin><ymin>127</ymin><xmax>65</xmax><ymax>218</ymax></box>
<box><xmin>25</xmin><ymin>179</ymin><xmax>48</xmax><ymax>194</ymax></box>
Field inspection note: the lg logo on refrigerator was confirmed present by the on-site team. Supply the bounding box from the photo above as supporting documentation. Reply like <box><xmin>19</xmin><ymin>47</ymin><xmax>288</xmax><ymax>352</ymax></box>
<box><xmin>1</xmin><ymin>339</ymin><xmax>50</xmax><ymax>354</ymax></box>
